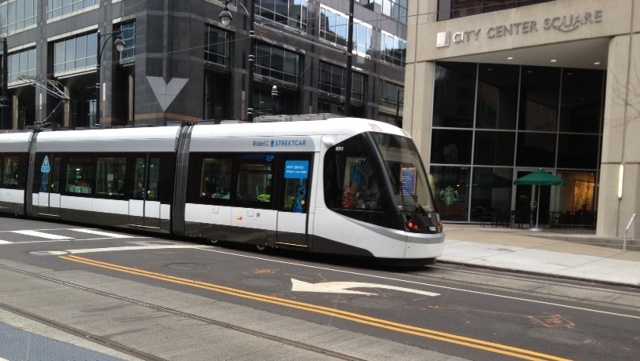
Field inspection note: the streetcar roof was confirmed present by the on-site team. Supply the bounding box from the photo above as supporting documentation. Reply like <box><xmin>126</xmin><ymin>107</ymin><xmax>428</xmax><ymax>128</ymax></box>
<box><xmin>0</xmin><ymin>132</ymin><xmax>32</xmax><ymax>153</ymax></box>
<box><xmin>35</xmin><ymin>126</ymin><xmax>181</xmax><ymax>153</ymax></box>
<box><xmin>0</xmin><ymin>118</ymin><xmax>407</xmax><ymax>154</ymax></box>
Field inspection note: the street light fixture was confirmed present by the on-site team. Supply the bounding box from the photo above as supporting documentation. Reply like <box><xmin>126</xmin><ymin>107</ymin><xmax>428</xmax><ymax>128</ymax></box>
<box><xmin>218</xmin><ymin>0</ymin><xmax>255</xmax><ymax>122</ymax></box>
<box><xmin>95</xmin><ymin>30</ymin><xmax>126</xmax><ymax>128</ymax></box>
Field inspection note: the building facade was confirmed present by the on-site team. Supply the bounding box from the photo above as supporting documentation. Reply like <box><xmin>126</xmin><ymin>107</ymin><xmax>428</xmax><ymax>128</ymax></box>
<box><xmin>0</xmin><ymin>0</ymin><xmax>408</xmax><ymax>130</ymax></box>
<box><xmin>404</xmin><ymin>0</ymin><xmax>640</xmax><ymax>239</ymax></box>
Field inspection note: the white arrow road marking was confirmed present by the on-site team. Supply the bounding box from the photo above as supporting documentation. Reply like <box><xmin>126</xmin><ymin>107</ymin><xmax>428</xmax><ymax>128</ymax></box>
<box><xmin>147</xmin><ymin>76</ymin><xmax>188</xmax><ymax>111</ymax></box>
<box><xmin>291</xmin><ymin>278</ymin><xmax>440</xmax><ymax>297</ymax></box>
<box><xmin>0</xmin><ymin>240</ymin><xmax>11</xmax><ymax>244</ymax></box>
<box><xmin>12</xmin><ymin>230</ymin><xmax>71</xmax><ymax>240</ymax></box>
<box><xmin>34</xmin><ymin>243</ymin><xmax>209</xmax><ymax>256</ymax></box>
<box><xmin>69</xmin><ymin>228</ymin><xmax>131</xmax><ymax>239</ymax></box>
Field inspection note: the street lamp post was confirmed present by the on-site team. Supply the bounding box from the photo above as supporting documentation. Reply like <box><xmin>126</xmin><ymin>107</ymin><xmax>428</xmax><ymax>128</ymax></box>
<box><xmin>219</xmin><ymin>0</ymin><xmax>255</xmax><ymax>122</ymax></box>
<box><xmin>344</xmin><ymin>0</ymin><xmax>355</xmax><ymax>117</ymax></box>
<box><xmin>0</xmin><ymin>37</ymin><xmax>8</xmax><ymax>129</ymax></box>
<box><xmin>271</xmin><ymin>84</ymin><xmax>279</xmax><ymax>115</ymax></box>
<box><xmin>95</xmin><ymin>31</ymin><xmax>126</xmax><ymax>128</ymax></box>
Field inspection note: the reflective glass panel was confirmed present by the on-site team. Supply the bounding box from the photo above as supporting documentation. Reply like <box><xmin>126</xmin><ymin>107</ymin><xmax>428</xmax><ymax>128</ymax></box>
<box><xmin>236</xmin><ymin>155</ymin><xmax>274</xmax><ymax>204</ymax></box>
<box><xmin>474</xmin><ymin>131</ymin><xmax>516</xmax><ymax>166</ymax></box>
<box><xmin>471</xmin><ymin>167</ymin><xmax>513</xmax><ymax>223</ymax></box>
<box><xmin>554</xmin><ymin>171</ymin><xmax>597</xmax><ymax>226</ymax></box>
<box><xmin>557</xmin><ymin>134</ymin><xmax>599</xmax><ymax>169</ymax></box>
<box><xmin>201</xmin><ymin>158</ymin><xmax>232</xmax><ymax>200</ymax></box>
<box><xmin>560</xmin><ymin>69</ymin><xmax>604</xmax><ymax>133</ymax></box>
<box><xmin>516</xmin><ymin>133</ymin><xmax>556</xmax><ymax>167</ymax></box>
<box><xmin>431</xmin><ymin>129</ymin><xmax>473</xmax><ymax>164</ymax></box>
<box><xmin>430</xmin><ymin>166</ymin><xmax>470</xmax><ymax>221</ymax></box>
<box><xmin>96</xmin><ymin>158</ymin><xmax>127</xmax><ymax>197</ymax></box>
<box><xmin>519</xmin><ymin>66</ymin><xmax>560</xmax><ymax>131</ymax></box>
<box><xmin>434</xmin><ymin>62</ymin><xmax>476</xmax><ymax>128</ymax></box>
<box><xmin>476</xmin><ymin>64</ymin><xmax>518</xmax><ymax>129</ymax></box>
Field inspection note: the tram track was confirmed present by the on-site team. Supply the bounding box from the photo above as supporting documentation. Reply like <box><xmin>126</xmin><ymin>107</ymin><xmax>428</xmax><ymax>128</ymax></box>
<box><xmin>0</xmin><ymin>263</ymin><xmax>368</xmax><ymax>361</ymax></box>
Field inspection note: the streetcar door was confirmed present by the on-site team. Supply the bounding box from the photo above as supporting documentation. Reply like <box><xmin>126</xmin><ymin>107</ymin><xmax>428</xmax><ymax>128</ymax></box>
<box><xmin>276</xmin><ymin>155</ymin><xmax>312</xmax><ymax>248</ymax></box>
<box><xmin>36</xmin><ymin>155</ymin><xmax>61</xmax><ymax>217</ymax></box>
<box><xmin>130</xmin><ymin>156</ymin><xmax>162</xmax><ymax>229</ymax></box>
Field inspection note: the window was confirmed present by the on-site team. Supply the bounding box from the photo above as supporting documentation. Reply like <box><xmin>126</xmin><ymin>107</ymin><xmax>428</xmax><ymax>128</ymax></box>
<box><xmin>36</xmin><ymin>155</ymin><xmax>60</xmax><ymax>193</ymax></box>
<box><xmin>434</xmin><ymin>62</ymin><xmax>476</xmax><ymax>128</ymax></box>
<box><xmin>557</xmin><ymin>134</ymin><xmax>599</xmax><ymax>170</ymax></box>
<box><xmin>0</xmin><ymin>0</ymin><xmax>37</xmax><ymax>35</ymax></box>
<box><xmin>474</xmin><ymin>131</ymin><xmax>516</xmax><ymax>166</ymax></box>
<box><xmin>255</xmin><ymin>43</ymin><xmax>300</xmax><ymax>84</ymax></box>
<box><xmin>118</xmin><ymin>21</ymin><xmax>136</xmax><ymax>64</ymax></box>
<box><xmin>381</xmin><ymin>31</ymin><xmax>406</xmax><ymax>66</ymax></box>
<box><xmin>438</xmin><ymin>0</ymin><xmax>553</xmax><ymax>21</ymax></box>
<box><xmin>476</xmin><ymin>64</ymin><xmax>518</xmax><ymax>129</ymax></box>
<box><xmin>1</xmin><ymin>155</ymin><xmax>25</xmax><ymax>188</ymax></box>
<box><xmin>282</xmin><ymin>159</ymin><xmax>310</xmax><ymax>213</ymax></box>
<box><xmin>256</xmin><ymin>0</ymin><xmax>309</xmax><ymax>31</ymax></box>
<box><xmin>560</xmin><ymin>69</ymin><xmax>604</xmax><ymax>133</ymax></box>
<box><xmin>205</xmin><ymin>25</ymin><xmax>230</xmax><ymax>66</ymax></box>
<box><xmin>516</xmin><ymin>133</ymin><xmax>556</xmax><ymax>168</ymax></box>
<box><xmin>318</xmin><ymin>62</ymin><xmax>365</xmax><ymax>101</ymax></box>
<box><xmin>53</xmin><ymin>33</ymin><xmax>98</xmax><ymax>76</ymax></box>
<box><xmin>7</xmin><ymin>48</ymin><xmax>36</xmax><ymax>84</ymax></box>
<box><xmin>319</xmin><ymin>5</ymin><xmax>373</xmax><ymax>57</ymax></box>
<box><xmin>430</xmin><ymin>166</ymin><xmax>470</xmax><ymax>221</ymax></box>
<box><xmin>519</xmin><ymin>66</ymin><xmax>560</xmax><ymax>131</ymax></box>
<box><xmin>96</xmin><ymin>158</ymin><xmax>127</xmax><ymax>198</ymax></box>
<box><xmin>47</xmin><ymin>0</ymin><xmax>97</xmax><ymax>19</ymax></box>
<box><xmin>65</xmin><ymin>158</ymin><xmax>95</xmax><ymax>195</ymax></box>
<box><xmin>324</xmin><ymin>135</ymin><xmax>385</xmax><ymax>213</ymax></box>
<box><xmin>365</xmin><ymin>0</ymin><xmax>407</xmax><ymax>23</ymax></box>
<box><xmin>236</xmin><ymin>154</ymin><xmax>274</xmax><ymax>205</ymax></box>
<box><xmin>431</xmin><ymin>129</ymin><xmax>473</xmax><ymax>164</ymax></box>
<box><xmin>381</xmin><ymin>81</ymin><xmax>403</xmax><ymax>107</ymax></box>
<box><xmin>471</xmin><ymin>167</ymin><xmax>513</xmax><ymax>222</ymax></box>
<box><xmin>200</xmin><ymin>158</ymin><xmax>232</xmax><ymax>201</ymax></box>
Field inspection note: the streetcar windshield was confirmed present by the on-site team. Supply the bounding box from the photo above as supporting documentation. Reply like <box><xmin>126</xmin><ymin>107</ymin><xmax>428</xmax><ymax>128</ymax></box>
<box><xmin>371</xmin><ymin>133</ymin><xmax>435</xmax><ymax>214</ymax></box>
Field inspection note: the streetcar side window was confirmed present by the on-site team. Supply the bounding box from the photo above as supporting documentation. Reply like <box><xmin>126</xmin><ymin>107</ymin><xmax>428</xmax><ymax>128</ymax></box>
<box><xmin>96</xmin><ymin>157</ymin><xmax>128</xmax><ymax>198</ymax></box>
<box><xmin>65</xmin><ymin>158</ymin><xmax>95</xmax><ymax>195</ymax></box>
<box><xmin>200</xmin><ymin>157</ymin><xmax>232</xmax><ymax>201</ymax></box>
<box><xmin>235</xmin><ymin>154</ymin><xmax>274</xmax><ymax>206</ymax></box>
<box><xmin>1</xmin><ymin>155</ymin><xmax>26</xmax><ymax>189</ymax></box>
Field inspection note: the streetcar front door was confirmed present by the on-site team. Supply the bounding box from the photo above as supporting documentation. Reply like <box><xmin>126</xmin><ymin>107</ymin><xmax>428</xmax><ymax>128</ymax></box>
<box><xmin>275</xmin><ymin>155</ymin><xmax>312</xmax><ymax>249</ymax></box>
<box><xmin>129</xmin><ymin>156</ymin><xmax>162</xmax><ymax>229</ymax></box>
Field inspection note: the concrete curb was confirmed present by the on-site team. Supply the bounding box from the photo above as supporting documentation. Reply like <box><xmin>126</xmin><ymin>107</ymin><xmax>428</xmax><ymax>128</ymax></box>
<box><xmin>437</xmin><ymin>259</ymin><xmax>640</xmax><ymax>290</ymax></box>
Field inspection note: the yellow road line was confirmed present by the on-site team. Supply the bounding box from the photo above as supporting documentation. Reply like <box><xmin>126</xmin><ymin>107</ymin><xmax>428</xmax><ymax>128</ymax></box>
<box><xmin>61</xmin><ymin>254</ymin><xmax>572</xmax><ymax>361</ymax></box>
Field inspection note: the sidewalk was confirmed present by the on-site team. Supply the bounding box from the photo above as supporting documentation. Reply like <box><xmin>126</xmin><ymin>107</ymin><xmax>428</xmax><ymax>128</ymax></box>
<box><xmin>439</xmin><ymin>225</ymin><xmax>640</xmax><ymax>287</ymax></box>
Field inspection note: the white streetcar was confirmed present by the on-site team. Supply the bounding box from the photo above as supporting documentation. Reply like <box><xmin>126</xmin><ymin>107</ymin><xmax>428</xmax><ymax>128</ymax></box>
<box><xmin>0</xmin><ymin>118</ymin><xmax>444</xmax><ymax>262</ymax></box>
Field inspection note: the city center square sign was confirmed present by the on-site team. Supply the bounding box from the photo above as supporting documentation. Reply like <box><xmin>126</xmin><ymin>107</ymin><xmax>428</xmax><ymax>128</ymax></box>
<box><xmin>436</xmin><ymin>10</ymin><xmax>604</xmax><ymax>48</ymax></box>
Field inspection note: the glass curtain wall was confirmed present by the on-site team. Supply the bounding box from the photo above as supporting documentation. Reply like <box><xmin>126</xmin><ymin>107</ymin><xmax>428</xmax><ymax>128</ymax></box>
<box><xmin>437</xmin><ymin>0</ymin><xmax>553</xmax><ymax>21</ymax></box>
<box><xmin>0</xmin><ymin>0</ymin><xmax>37</xmax><ymax>35</ymax></box>
<box><xmin>431</xmin><ymin>62</ymin><xmax>604</xmax><ymax>227</ymax></box>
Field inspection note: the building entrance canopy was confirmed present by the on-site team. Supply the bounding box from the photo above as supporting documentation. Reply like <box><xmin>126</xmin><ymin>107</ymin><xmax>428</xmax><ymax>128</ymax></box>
<box><xmin>441</xmin><ymin>37</ymin><xmax>610</xmax><ymax>70</ymax></box>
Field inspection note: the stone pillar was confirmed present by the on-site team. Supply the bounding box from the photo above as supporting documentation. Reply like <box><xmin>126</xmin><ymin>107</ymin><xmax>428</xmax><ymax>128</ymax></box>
<box><xmin>11</xmin><ymin>95</ymin><xmax>18</xmax><ymax>129</ymax></box>
<box><xmin>403</xmin><ymin>0</ymin><xmax>437</xmax><ymax>169</ymax></box>
<box><xmin>63</xmin><ymin>86</ymin><xmax>71</xmax><ymax>128</ymax></box>
<box><xmin>597</xmin><ymin>34</ymin><xmax>640</xmax><ymax>240</ymax></box>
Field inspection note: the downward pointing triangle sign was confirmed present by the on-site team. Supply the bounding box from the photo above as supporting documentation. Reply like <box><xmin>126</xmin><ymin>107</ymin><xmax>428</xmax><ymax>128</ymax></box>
<box><xmin>147</xmin><ymin>76</ymin><xmax>188</xmax><ymax>112</ymax></box>
<box><xmin>291</xmin><ymin>278</ymin><xmax>440</xmax><ymax>297</ymax></box>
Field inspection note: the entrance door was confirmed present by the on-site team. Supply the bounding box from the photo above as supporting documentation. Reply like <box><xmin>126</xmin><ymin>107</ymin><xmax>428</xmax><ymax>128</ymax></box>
<box><xmin>514</xmin><ymin>170</ymin><xmax>551</xmax><ymax>226</ymax></box>
<box><xmin>129</xmin><ymin>156</ymin><xmax>162</xmax><ymax>229</ymax></box>
<box><xmin>36</xmin><ymin>155</ymin><xmax>61</xmax><ymax>217</ymax></box>
<box><xmin>276</xmin><ymin>155</ymin><xmax>312</xmax><ymax>248</ymax></box>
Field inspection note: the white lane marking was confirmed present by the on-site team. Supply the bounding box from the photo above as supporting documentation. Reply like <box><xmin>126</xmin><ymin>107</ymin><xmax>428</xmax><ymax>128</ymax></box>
<box><xmin>291</xmin><ymin>278</ymin><xmax>440</xmax><ymax>297</ymax></box>
<box><xmin>199</xmin><ymin>248</ymin><xmax>640</xmax><ymax>320</ymax></box>
<box><xmin>0</xmin><ymin>240</ymin><xmax>12</xmax><ymax>244</ymax></box>
<box><xmin>15</xmin><ymin>236</ymin><xmax>151</xmax><ymax>245</ymax></box>
<box><xmin>37</xmin><ymin>244</ymin><xmax>209</xmax><ymax>256</ymax></box>
<box><xmin>12</xmin><ymin>230</ymin><xmax>71</xmax><ymax>240</ymax></box>
<box><xmin>69</xmin><ymin>228</ymin><xmax>132</xmax><ymax>239</ymax></box>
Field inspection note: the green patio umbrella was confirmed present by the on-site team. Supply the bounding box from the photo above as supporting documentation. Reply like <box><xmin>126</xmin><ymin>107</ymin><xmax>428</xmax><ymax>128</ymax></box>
<box><xmin>515</xmin><ymin>170</ymin><xmax>564</xmax><ymax>186</ymax></box>
<box><xmin>515</xmin><ymin>170</ymin><xmax>563</xmax><ymax>231</ymax></box>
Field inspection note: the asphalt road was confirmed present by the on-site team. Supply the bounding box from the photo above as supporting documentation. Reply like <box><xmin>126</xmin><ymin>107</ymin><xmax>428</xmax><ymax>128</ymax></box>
<box><xmin>0</xmin><ymin>216</ymin><xmax>638</xmax><ymax>361</ymax></box>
